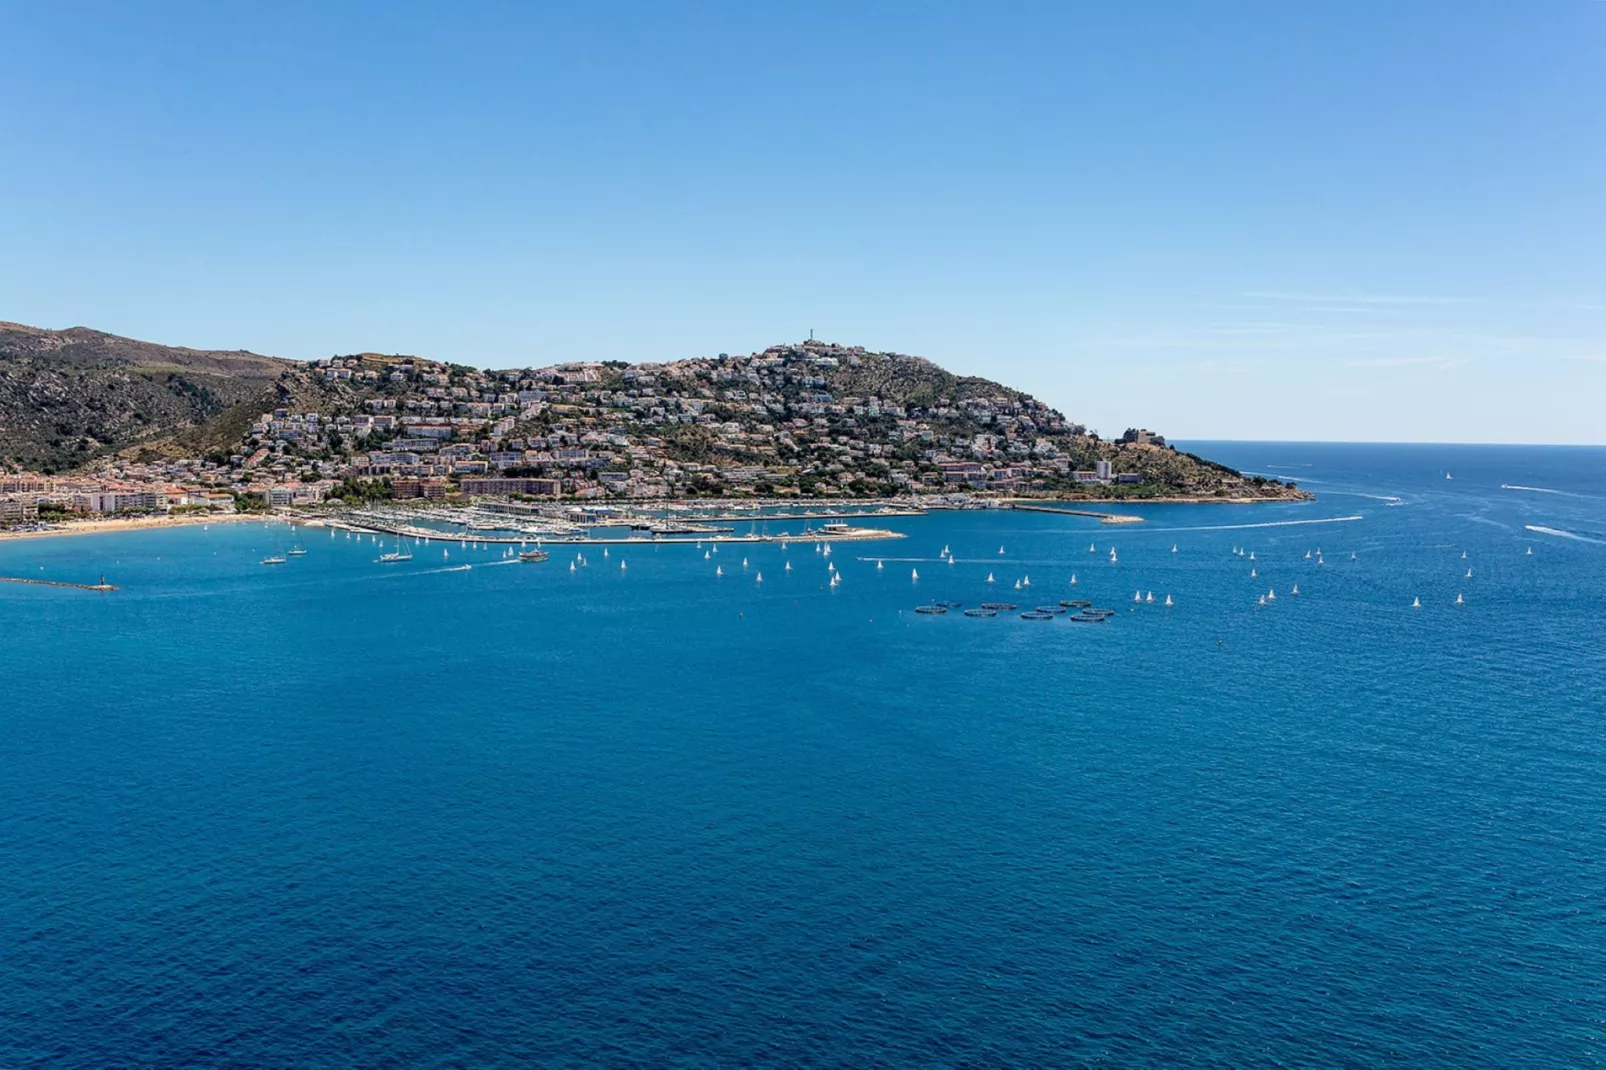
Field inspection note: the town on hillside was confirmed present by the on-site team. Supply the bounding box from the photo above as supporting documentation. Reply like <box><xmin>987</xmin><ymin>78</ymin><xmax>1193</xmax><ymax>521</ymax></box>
<box><xmin>0</xmin><ymin>339</ymin><xmax>1300</xmax><ymax>528</ymax></box>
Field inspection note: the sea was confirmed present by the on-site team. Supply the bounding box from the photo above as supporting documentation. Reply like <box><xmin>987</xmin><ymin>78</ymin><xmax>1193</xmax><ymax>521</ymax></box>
<box><xmin>2</xmin><ymin>442</ymin><xmax>1603</xmax><ymax>1068</ymax></box>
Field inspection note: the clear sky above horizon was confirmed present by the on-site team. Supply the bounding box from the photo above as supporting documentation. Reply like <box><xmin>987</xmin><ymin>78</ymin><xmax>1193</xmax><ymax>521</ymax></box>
<box><xmin>3</xmin><ymin>2</ymin><xmax>1603</xmax><ymax>444</ymax></box>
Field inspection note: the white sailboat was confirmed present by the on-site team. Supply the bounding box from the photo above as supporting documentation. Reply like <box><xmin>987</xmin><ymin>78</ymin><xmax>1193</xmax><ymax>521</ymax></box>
<box><xmin>1305</xmin><ymin>551</ymin><xmax>1311</xmax><ymax>560</ymax></box>
<box><xmin>1022</xmin><ymin>575</ymin><xmax>1031</xmax><ymax>587</ymax></box>
<box><xmin>1250</xmin><ymin>568</ymin><xmax>1257</xmax><ymax>578</ymax></box>
<box><xmin>569</xmin><ymin>561</ymin><xmax>576</xmax><ymax>572</ymax></box>
<box><xmin>1089</xmin><ymin>543</ymin><xmax>1096</xmax><ymax>553</ymax></box>
<box><xmin>755</xmin><ymin>572</ymin><xmax>762</xmax><ymax>583</ymax></box>
<box><xmin>876</xmin><ymin>559</ymin><xmax>884</xmax><ymax>571</ymax></box>
<box><xmin>1172</xmin><ymin>544</ymin><xmax>1178</xmax><ymax>553</ymax></box>
<box><xmin>620</xmin><ymin>561</ymin><xmax>627</xmax><ymax>571</ymax></box>
<box><xmin>1412</xmin><ymin>596</ymin><xmax>1421</xmax><ymax>609</ymax></box>
<box><xmin>1291</xmin><ymin>584</ymin><xmax>1300</xmax><ymax>595</ymax></box>
<box><xmin>1109</xmin><ymin>549</ymin><xmax>1118</xmax><ymax>564</ymax></box>
<box><xmin>741</xmin><ymin>557</ymin><xmax>748</xmax><ymax>569</ymax></box>
<box><xmin>1069</xmin><ymin>573</ymin><xmax>1077</xmax><ymax>585</ymax></box>
<box><xmin>1014</xmin><ymin>579</ymin><xmax>1022</xmax><ymax>590</ymax></box>
<box><xmin>986</xmin><ymin>572</ymin><xmax>995</xmax><ymax>583</ymax></box>
<box><xmin>1266</xmin><ymin>589</ymin><xmax>1276</xmax><ymax>602</ymax></box>
<box><xmin>377</xmin><ymin>540</ymin><xmax>412</xmax><ymax>563</ymax></box>
<box><xmin>1465</xmin><ymin>568</ymin><xmax>1472</xmax><ymax>579</ymax></box>
<box><xmin>1526</xmin><ymin>547</ymin><xmax>1533</xmax><ymax>556</ymax></box>
<box><xmin>1249</xmin><ymin>551</ymin><xmax>1255</xmax><ymax>561</ymax></box>
<box><xmin>911</xmin><ymin>568</ymin><xmax>919</xmax><ymax>581</ymax></box>
<box><xmin>1145</xmin><ymin>591</ymin><xmax>1154</xmax><ymax>603</ymax></box>
<box><xmin>1164</xmin><ymin>594</ymin><xmax>1174</xmax><ymax>607</ymax></box>
<box><xmin>784</xmin><ymin>561</ymin><xmax>792</xmax><ymax>572</ymax></box>
<box><xmin>716</xmin><ymin>565</ymin><xmax>724</xmax><ymax>577</ymax></box>
<box><xmin>999</xmin><ymin>546</ymin><xmax>1006</xmax><ymax>555</ymax></box>
<box><xmin>1455</xmin><ymin>592</ymin><xmax>1464</xmax><ymax>605</ymax></box>
<box><xmin>1133</xmin><ymin>590</ymin><xmax>1142</xmax><ymax>603</ymax></box>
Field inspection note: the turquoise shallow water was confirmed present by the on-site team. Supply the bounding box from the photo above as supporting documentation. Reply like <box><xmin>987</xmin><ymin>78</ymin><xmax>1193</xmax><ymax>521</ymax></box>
<box><xmin>2</xmin><ymin>443</ymin><xmax>1604</xmax><ymax>1067</ymax></box>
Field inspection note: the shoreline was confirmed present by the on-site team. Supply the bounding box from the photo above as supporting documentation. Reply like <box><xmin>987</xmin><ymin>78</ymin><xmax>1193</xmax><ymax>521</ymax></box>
<box><xmin>0</xmin><ymin>491</ymin><xmax>1311</xmax><ymax>545</ymax></box>
<box><xmin>0</xmin><ymin>512</ymin><xmax>259</xmax><ymax>543</ymax></box>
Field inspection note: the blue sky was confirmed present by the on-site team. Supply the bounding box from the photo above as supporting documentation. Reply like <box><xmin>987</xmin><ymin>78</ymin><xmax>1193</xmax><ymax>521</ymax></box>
<box><xmin>2</xmin><ymin>1</ymin><xmax>1602</xmax><ymax>443</ymax></box>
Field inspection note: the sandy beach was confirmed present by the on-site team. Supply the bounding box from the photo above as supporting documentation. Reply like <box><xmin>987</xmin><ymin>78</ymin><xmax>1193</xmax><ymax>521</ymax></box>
<box><xmin>0</xmin><ymin>512</ymin><xmax>261</xmax><ymax>542</ymax></box>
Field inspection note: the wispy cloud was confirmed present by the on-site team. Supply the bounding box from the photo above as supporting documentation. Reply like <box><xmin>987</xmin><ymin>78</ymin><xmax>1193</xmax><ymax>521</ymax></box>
<box><xmin>1240</xmin><ymin>290</ymin><xmax>1476</xmax><ymax>306</ymax></box>
<box><xmin>1342</xmin><ymin>355</ymin><xmax>1464</xmax><ymax>370</ymax></box>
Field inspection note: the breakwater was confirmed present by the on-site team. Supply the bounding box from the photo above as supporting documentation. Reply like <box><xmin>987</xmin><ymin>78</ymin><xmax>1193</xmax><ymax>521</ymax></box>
<box><xmin>0</xmin><ymin>575</ymin><xmax>117</xmax><ymax>591</ymax></box>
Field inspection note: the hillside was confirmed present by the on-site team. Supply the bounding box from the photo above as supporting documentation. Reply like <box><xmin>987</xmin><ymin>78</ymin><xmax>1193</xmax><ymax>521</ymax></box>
<box><xmin>0</xmin><ymin>323</ymin><xmax>1305</xmax><ymax>501</ymax></box>
<box><xmin>0</xmin><ymin>322</ymin><xmax>289</xmax><ymax>472</ymax></box>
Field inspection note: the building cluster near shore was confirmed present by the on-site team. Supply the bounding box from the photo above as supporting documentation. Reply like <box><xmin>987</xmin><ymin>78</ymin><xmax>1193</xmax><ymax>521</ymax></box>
<box><xmin>2</xmin><ymin>339</ymin><xmax>1291</xmax><ymax>528</ymax></box>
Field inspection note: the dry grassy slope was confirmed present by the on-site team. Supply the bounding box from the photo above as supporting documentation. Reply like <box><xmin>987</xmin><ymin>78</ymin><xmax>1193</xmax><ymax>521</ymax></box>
<box><xmin>0</xmin><ymin>322</ymin><xmax>292</xmax><ymax>471</ymax></box>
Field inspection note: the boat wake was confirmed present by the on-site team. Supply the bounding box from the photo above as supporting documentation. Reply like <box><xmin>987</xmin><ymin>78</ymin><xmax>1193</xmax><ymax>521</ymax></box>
<box><xmin>1524</xmin><ymin>525</ymin><xmax>1605</xmax><ymax>545</ymax></box>
<box><xmin>1503</xmin><ymin>484</ymin><xmax>1599</xmax><ymax>500</ymax></box>
<box><xmin>1144</xmin><ymin>515</ymin><xmax>1364</xmax><ymax>534</ymax></box>
<box><xmin>378</xmin><ymin>563</ymin><xmax>489</xmax><ymax>578</ymax></box>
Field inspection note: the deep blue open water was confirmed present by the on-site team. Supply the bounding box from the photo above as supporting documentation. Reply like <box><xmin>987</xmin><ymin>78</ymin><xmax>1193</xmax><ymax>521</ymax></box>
<box><xmin>2</xmin><ymin>443</ymin><xmax>1603</xmax><ymax>1067</ymax></box>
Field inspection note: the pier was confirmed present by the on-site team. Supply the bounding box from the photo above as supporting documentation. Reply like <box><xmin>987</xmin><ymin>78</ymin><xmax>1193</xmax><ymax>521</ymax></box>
<box><xmin>0</xmin><ymin>574</ymin><xmax>118</xmax><ymax>591</ymax></box>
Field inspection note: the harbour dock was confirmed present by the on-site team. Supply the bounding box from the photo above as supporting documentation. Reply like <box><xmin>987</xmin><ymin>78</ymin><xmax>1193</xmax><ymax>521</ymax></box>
<box><xmin>323</xmin><ymin>520</ymin><xmax>906</xmax><ymax>547</ymax></box>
